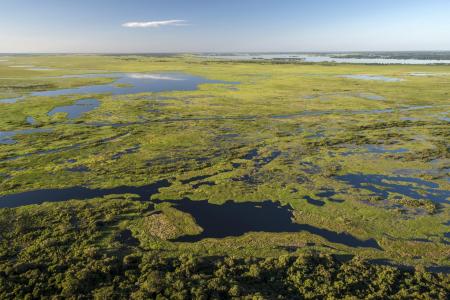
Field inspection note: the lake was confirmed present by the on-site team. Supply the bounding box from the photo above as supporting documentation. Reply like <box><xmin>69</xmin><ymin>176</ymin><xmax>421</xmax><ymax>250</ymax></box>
<box><xmin>202</xmin><ymin>53</ymin><xmax>450</xmax><ymax>64</ymax></box>
<box><xmin>170</xmin><ymin>198</ymin><xmax>381</xmax><ymax>249</ymax></box>
<box><xmin>0</xmin><ymin>72</ymin><xmax>237</xmax><ymax>103</ymax></box>
<box><xmin>48</xmin><ymin>98</ymin><xmax>100</xmax><ymax>119</ymax></box>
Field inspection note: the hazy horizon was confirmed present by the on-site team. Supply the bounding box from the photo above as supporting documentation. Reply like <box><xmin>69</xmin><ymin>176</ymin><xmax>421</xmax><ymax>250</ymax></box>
<box><xmin>1</xmin><ymin>0</ymin><xmax>450</xmax><ymax>53</ymax></box>
<box><xmin>1</xmin><ymin>50</ymin><xmax>450</xmax><ymax>55</ymax></box>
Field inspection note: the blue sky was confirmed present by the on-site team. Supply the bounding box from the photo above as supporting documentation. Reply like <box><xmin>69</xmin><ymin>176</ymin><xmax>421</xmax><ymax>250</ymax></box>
<box><xmin>1</xmin><ymin>0</ymin><xmax>449</xmax><ymax>53</ymax></box>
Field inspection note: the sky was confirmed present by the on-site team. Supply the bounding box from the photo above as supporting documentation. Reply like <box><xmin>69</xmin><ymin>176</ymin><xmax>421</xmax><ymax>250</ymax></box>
<box><xmin>1</xmin><ymin>0</ymin><xmax>449</xmax><ymax>53</ymax></box>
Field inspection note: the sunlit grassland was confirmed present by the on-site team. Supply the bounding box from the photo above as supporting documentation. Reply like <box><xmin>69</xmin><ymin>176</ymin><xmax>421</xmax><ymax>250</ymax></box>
<box><xmin>0</xmin><ymin>55</ymin><xmax>449</xmax><ymax>269</ymax></box>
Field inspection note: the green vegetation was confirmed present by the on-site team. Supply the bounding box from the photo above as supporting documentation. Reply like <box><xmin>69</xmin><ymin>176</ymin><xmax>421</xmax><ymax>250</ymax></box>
<box><xmin>1</xmin><ymin>199</ymin><xmax>448</xmax><ymax>299</ymax></box>
<box><xmin>0</xmin><ymin>55</ymin><xmax>449</xmax><ymax>297</ymax></box>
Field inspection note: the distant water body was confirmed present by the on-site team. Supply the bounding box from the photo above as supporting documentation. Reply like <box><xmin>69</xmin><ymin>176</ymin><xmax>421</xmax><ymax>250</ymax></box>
<box><xmin>0</xmin><ymin>72</ymin><xmax>236</xmax><ymax>103</ymax></box>
<box><xmin>202</xmin><ymin>53</ymin><xmax>450</xmax><ymax>65</ymax></box>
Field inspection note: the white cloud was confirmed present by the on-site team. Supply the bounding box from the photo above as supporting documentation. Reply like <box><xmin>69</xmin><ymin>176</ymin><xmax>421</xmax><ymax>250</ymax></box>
<box><xmin>122</xmin><ymin>20</ymin><xmax>187</xmax><ymax>28</ymax></box>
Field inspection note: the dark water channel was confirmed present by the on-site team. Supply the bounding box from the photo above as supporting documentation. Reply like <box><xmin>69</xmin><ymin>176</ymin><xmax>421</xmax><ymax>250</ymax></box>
<box><xmin>337</xmin><ymin>174</ymin><xmax>450</xmax><ymax>204</ymax></box>
<box><xmin>0</xmin><ymin>181</ymin><xmax>381</xmax><ymax>249</ymax></box>
<box><xmin>0</xmin><ymin>179</ymin><xmax>170</xmax><ymax>208</ymax></box>
<box><xmin>342</xmin><ymin>145</ymin><xmax>409</xmax><ymax>156</ymax></box>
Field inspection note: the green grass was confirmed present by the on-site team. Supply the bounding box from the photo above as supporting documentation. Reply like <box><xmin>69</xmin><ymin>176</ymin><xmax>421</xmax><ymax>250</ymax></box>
<box><xmin>0</xmin><ymin>55</ymin><xmax>449</xmax><ymax>271</ymax></box>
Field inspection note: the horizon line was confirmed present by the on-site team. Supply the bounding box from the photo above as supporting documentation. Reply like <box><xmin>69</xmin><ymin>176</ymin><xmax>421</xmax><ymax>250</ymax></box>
<box><xmin>1</xmin><ymin>50</ymin><xmax>450</xmax><ymax>55</ymax></box>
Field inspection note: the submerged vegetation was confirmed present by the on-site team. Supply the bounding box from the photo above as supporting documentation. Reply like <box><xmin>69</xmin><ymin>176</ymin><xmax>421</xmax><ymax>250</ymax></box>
<box><xmin>0</xmin><ymin>54</ymin><xmax>449</xmax><ymax>297</ymax></box>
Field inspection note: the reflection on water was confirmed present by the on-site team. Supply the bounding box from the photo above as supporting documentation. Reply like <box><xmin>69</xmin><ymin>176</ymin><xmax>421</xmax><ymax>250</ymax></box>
<box><xmin>3</xmin><ymin>73</ymin><xmax>236</xmax><ymax>103</ymax></box>
<box><xmin>201</xmin><ymin>53</ymin><xmax>450</xmax><ymax>65</ymax></box>
<box><xmin>0</xmin><ymin>98</ymin><xmax>20</xmax><ymax>104</ymax></box>
<box><xmin>0</xmin><ymin>128</ymin><xmax>52</xmax><ymax>144</ymax></box>
<box><xmin>337</xmin><ymin>173</ymin><xmax>450</xmax><ymax>204</ymax></box>
<box><xmin>0</xmin><ymin>179</ymin><xmax>170</xmax><ymax>208</ymax></box>
<box><xmin>170</xmin><ymin>199</ymin><xmax>381</xmax><ymax>249</ymax></box>
<box><xmin>0</xmin><ymin>182</ymin><xmax>381</xmax><ymax>249</ymax></box>
<box><xmin>66</xmin><ymin>165</ymin><xmax>90</xmax><ymax>173</ymax></box>
<box><xmin>48</xmin><ymin>98</ymin><xmax>100</xmax><ymax>119</ymax></box>
<box><xmin>343</xmin><ymin>145</ymin><xmax>409</xmax><ymax>156</ymax></box>
<box><xmin>339</xmin><ymin>75</ymin><xmax>403</xmax><ymax>82</ymax></box>
<box><xmin>111</xmin><ymin>145</ymin><xmax>140</xmax><ymax>160</ymax></box>
<box><xmin>26</xmin><ymin>116</ymin><xmax>37</xmax><ymax>125</ymax></box>
<box><xmin>364</xmin><ymin>145</ymin><xmax>408</xmax><ymax>154</ymax></box>
<box><xmin>357</xmin><ymin>93</ymin><xmax>386</xmax><ymax>101</ymax></box>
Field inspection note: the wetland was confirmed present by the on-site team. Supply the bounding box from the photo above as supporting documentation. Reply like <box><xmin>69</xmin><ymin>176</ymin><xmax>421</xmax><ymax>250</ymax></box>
<box><xmin>0</xmin><ymin>54</ymin><xmax>449</xmax><ymax>297</ymax></box>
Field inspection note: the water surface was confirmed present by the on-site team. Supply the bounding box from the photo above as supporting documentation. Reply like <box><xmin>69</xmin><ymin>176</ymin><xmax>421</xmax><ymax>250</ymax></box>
<box><xmin>26</xmin><ymin>116</ymin><xmax>37</xmax><ymax>125</ymax></box>
<box><xmin>0</xmin><ymin>98</ymin><xmax>20</xmax><ymax>104</ymax></box>
<box><xmin>365</xmin><ymin>145</ymin><xmax>408</xmax><ymax>154</ymax></box>
<box><xmin>202</xmin><ymin>53</ymin><xmax>450</xmax><ymax>65</ymax></box>
<box><xmin>357</xmin><ymin>93</ymin><xmax>386</xmax><ymax>101</ymax></box>
<box><xmin>48</xmin><ymin>98</ymin><xmax>100</xmax><ymax>119</ymax></box>
<box><xmin>4</xmin><ymin>73</ymin><xmax>235</xmax><ymax>103</ymax></box>
<box><xmin>337</xmin><ymin>174</ymin><xmax>450</xmax><ymax>204</ymax></box>
<box><xmin>343</xmin><ymin>145</ymin><xmax>409</xmax><ymax>156</ymax></box>
<box><xmin>0</xmin><ymin>128</ymin><xmax>52</xmax><ymax>145</ymax></box>
<box><xmin>340</xmin><ymin>75</ymin><xmax>403</xmax><ymax>82</ymax></box>
<box><xmin>0</xmin><ymin>179</ymin><xmax>170</xmax><ymax>208</ymax></box>
<box><xmin>171</xmin><ymin>199</ymin><xmax>381</xmax><ymax>249</ymax></box>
